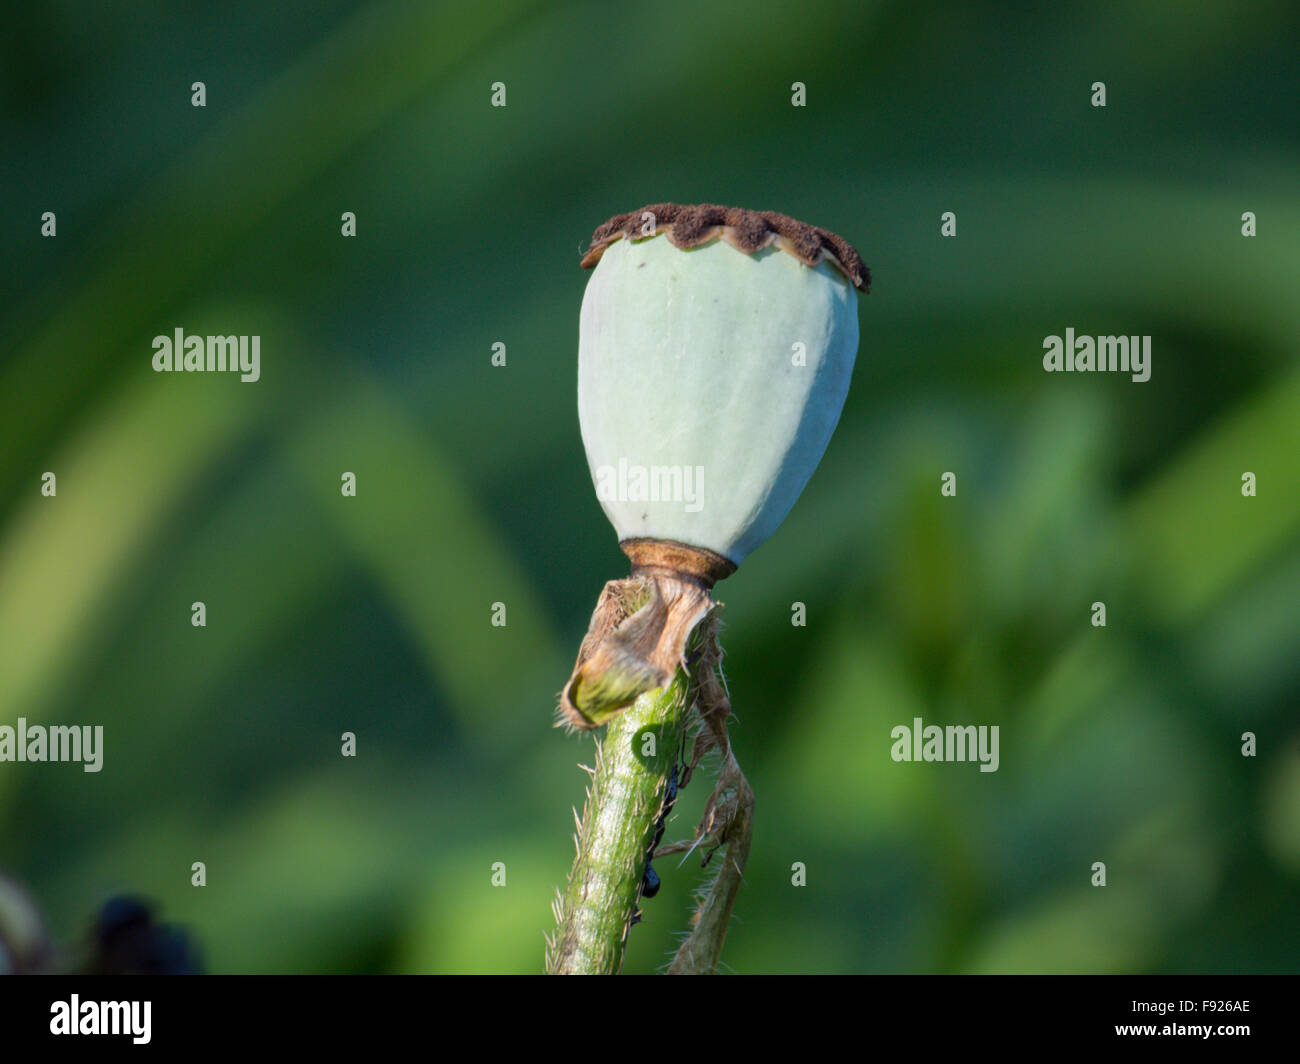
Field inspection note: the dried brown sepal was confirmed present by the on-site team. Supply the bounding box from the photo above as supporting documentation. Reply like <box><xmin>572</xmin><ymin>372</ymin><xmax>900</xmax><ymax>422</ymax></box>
<box><xmin>558</xmin><ymin>572</ymin><xmax>713</xmax><ymax>730</ymax></box>
<box><xmin>580</xmin><ymin>202</ymin><xmax>870</xmax><ymax>292</ymax></box>
<box><xmin>558</xmin><ymin>540</ymin><xmax>738</xmax><ymax>730</ymax></box>
<box><xmin>653</xmin><ymin>611</ymin><xmax>755</xmax><ymax>975</ymax></box>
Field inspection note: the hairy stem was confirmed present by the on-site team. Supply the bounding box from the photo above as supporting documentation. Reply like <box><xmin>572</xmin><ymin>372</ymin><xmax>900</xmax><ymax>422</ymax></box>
<box><xmin>547</xmin><ymin>673</ymin><xmax>688</xmax><ymax>974</ymax></box>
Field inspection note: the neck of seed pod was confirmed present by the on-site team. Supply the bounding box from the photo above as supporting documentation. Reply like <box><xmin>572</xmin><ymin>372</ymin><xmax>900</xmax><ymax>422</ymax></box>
<box><xmin>620</xmin><ymin>538</ymin><xmax>737</xmax><ymax>588</ymax></box>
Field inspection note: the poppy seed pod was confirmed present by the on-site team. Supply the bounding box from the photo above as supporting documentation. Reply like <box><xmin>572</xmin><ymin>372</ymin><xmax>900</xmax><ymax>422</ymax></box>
<box><xmin>578</xmin><ymin>203</ymin><xmax>867</xmax><ymax>570</ymax></box>
<box><xmin>561</xmin><ymin>204</ymin><xmax>869</xmax><ymax>729</ymax></box>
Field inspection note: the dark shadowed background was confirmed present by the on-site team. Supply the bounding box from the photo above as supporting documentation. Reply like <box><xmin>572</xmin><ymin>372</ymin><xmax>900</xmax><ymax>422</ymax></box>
<box><xmin>1</xmin><ymin>0</ymin><xmax>1297</xmax><ymax>973</ymax></box>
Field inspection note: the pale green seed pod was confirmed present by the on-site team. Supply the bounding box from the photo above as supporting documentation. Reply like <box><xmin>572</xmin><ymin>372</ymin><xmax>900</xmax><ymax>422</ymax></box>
<box><xmin>578</xmin><ymin>204</ymin><xmax>868</xmax><ymax>571</ymax></box>
<box><xmin>561</xmin><ymin>206</ymin><xmax>869</xmax><ymax>729</ymax></box>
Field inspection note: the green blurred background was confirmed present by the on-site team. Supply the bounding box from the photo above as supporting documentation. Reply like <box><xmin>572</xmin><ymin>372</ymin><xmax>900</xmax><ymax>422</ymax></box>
<box><xmin>1</xmin><ymin>0</ymin><xmax>1297</xmax><ymax>974</ymax></box>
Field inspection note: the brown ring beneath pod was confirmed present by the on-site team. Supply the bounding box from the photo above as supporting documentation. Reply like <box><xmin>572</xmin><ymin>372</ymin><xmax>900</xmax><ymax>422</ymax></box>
<box><xmin>621</xmin><ymin>538</ymin><xmax>738</xmax><ymax>588</ymax></box>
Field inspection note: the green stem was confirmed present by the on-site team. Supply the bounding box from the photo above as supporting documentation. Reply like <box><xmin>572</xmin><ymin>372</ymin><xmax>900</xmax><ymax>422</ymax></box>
<box><xmin>547</xmin><ymin>673</ymin><xmax>688</xmax><ymax>975</ymax></box>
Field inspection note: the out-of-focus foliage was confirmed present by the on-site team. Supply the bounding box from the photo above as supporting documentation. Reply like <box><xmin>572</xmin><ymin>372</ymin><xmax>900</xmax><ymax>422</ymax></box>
<box><xmin>0</xmin><ymin>0</ymin><xmax>1296</xmax><ymax>973</ymax></box>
